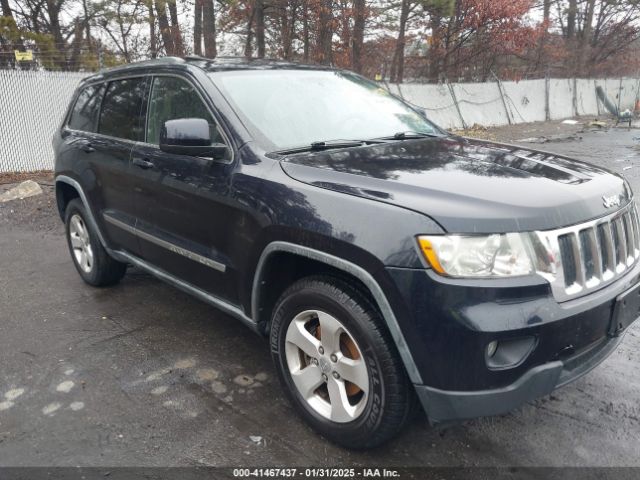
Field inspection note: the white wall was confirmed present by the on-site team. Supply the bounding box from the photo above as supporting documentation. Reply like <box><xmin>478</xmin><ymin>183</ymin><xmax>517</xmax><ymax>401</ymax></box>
<box><xmin>392</xmin><ymin>76</ymin><xmax>639</xmax><ymax>131</ymax></box>
<box><xmin>396</xmin><ymin>83</ymin><xmax>461</xmax><ymax>129</ymax></box>
<box><xmin>501</xmin><ymin>79</ymin><xmax>546</xmax><ymax>124</ymax></box>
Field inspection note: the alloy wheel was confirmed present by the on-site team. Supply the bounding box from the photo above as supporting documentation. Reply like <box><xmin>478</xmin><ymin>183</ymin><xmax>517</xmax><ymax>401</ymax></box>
<box><xmin>284</xmin><ymin>309</ymin><xmax>369</xmax><ymax>423</ymax></box>
<box><xmin>69</xmin><ymin>214</ymin><xmax>94</xmax><ymax>273</ymax></box>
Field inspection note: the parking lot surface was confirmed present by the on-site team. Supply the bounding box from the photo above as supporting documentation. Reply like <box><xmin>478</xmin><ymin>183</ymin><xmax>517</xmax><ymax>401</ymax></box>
<box><xmin>0</xmin><ymin>122</ymin><xmax>639</xmax><ymax>467</ymax></box>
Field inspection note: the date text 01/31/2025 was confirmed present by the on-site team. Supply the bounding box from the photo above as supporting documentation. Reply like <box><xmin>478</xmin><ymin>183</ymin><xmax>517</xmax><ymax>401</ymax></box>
<box><xmin>232</xmin><ymin>468</ymin><xmax>401</xmax><ymax>478</ymax></box>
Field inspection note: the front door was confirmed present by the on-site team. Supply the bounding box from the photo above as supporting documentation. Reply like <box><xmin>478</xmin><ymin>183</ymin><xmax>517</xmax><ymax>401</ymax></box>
<box><xmin>130</xmin><ymin>75</ymin><xmax>238</xmax><ymax>303</ymax></box>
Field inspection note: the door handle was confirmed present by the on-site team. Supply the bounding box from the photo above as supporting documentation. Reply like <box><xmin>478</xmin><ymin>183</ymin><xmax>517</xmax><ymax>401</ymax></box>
<box><xmin>133</xmin><ymin>158</ymin><xmax>155</xmax><ymax>169</ymax></box>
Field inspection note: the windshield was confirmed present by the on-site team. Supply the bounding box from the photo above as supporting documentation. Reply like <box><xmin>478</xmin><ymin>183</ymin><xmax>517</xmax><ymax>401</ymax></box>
<box><xmin>210</xmin><ymin>70</ymin><xmax>442</xmax><ymax>150</ymax></box>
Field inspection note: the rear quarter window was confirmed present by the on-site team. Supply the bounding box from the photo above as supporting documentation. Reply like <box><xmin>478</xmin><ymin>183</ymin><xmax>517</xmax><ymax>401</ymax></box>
<box><xmin>98</xmin><ymin>77</ymin><xmax>147</xmax><ymax>141</ymax></box>
<box><xmin>68</xmin><ymin>84</ymin><xmax>104</xmax><ymax>132</ymax></box>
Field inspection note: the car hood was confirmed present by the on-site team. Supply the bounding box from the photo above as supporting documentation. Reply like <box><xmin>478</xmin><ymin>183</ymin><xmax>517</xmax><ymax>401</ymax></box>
<box><xmin>279</xmin><ymin>136</ymin><xmax>631</xmax><ymax>233</ymax></box>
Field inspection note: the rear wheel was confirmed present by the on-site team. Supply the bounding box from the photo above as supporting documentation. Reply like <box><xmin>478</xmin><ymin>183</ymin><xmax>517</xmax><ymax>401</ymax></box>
<box><xmin>65</xmin><ymin>198</ymin><xmax>127</xmax><ymax>286</ymax></box>
<box><xmin>270</xmin><ymin>276</ymin><xmax>415</xmax><ymax>449</ymax></box>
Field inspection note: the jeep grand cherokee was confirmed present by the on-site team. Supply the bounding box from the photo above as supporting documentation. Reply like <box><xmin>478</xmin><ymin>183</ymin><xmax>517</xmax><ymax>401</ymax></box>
<box><xmin>53</xmin><ymin>57</ymin><xmax>639</xmax><ymax>449</ymax></box>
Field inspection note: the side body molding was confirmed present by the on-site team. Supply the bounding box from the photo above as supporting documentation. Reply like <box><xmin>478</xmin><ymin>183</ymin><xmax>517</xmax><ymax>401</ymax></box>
<box><xmin>252</xmin><ymin>241</ymin><xmax>423</xmax><ymax>384</ymax></box>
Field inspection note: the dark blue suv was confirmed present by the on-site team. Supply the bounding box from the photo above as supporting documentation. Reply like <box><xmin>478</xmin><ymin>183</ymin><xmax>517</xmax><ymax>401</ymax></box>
<box><xmin>54</xmin><ymin>57</ymin><xmax>639</xmax><ymax>448</ymax></box>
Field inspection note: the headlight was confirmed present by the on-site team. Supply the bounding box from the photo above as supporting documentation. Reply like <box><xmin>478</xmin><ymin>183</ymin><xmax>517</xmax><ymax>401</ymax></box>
<box><xmin>417</xmin><ymin>233</ymin><xmax>554</xmax><ymax>278</ymax></box>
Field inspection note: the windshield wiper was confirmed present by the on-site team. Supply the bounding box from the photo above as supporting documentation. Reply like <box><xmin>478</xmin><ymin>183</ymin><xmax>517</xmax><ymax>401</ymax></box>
<box><xmin>378</xmin><ymin>131</ymin><xmax>443</xmax><ymax>141</ymax></box>
<box><xmin>274</xmin><ymin>139</ymin><xmax>385</xmax><ymax>155</ymax></box>
<box><xmin>310</xmin><ymin>140</ymin><xmax>366</xmax><ymax>151</ymax></box>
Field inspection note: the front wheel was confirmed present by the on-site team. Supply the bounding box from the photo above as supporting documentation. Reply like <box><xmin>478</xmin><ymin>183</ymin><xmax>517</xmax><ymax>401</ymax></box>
<box><xmin>270</xmin><ymin>276</ymin><xmax>415</xmax><ymax>449</ymax></box>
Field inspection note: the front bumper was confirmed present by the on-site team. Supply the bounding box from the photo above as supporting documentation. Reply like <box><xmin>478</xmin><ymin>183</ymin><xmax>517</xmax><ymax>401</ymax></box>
<box><xmin>415</xmin><ymin>332</ymin><xmax>623</xmax><ymax>424</ymax></box>
<box><xmin>384</xmin><ymin>258</ymin><xmax>640</xmax><ymax>424</ymax></box>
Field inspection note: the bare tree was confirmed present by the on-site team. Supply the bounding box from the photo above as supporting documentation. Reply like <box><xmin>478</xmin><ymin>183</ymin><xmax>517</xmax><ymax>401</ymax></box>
<box><xmin>202</xmin><ymin>0</ymin><xmax>216</xmax><ymax>57</ymax></box>
<box><xmin>194</xmin><ymin>0</ymin><xmax>202</xmax><ymax>55</ymax></box>
<box><xmin>316</xmin><ymin>0</ymin><xmax>333</xmax><ymax>64</ymax></box>
<box><xmin>167</xmin><ymin>0</ymin><xmax>184</xmax><ymax>55</ymax></box>
<box><xmin>147</xmin><ymin>0</ymin><xmax>157</xmax><ymax>58</ymax></box>
<box><xmin>2</xmin><ymin>0</ymin><xmax>14</xmax><ymax>17</ymax></box>
<box><xmin>389</xmin><ymin>0</ymin><xmax>411</xmax><ymax>83</ymax></box>
<box><xmin>302</xmin><ymin>3</ymin><xmax>309</xmax><ymax>61</ymax></box>
<box><xmin>155</xmin><ymin>0</ymin><xmax>174</xmax><ymax>54</ymax></box>
<box><xmin>351</xmin><ymin>0</ymin><xmax>365</xmax><ymax>73</ymax></box>
<box><xmin>255</xmin><ymin>0</ymin><xmax>265</xmax><ymax>58</ymax></box>
<box><xmin>244</xmin><ymin>4</ymin><xmax>255</xmax><ymax>57</ymax></box>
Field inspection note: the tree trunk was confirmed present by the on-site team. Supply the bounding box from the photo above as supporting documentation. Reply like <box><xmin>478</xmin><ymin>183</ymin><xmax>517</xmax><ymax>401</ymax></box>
<box><xmin>167</xmin><ymin>0</ymin><xmax>184</xmax><ymax>56</ymax></box>
<box><xmin>351</xmin><ymin>0</ymin><xmax>365</xmax><ymax>73</ymax></box>
<box><xmin>81</xmin><ymin>0</ymin><xmax>93</xmax><ymax>54</ymax></box>
<box><xmin>244</xmin><ymin>6</ymin><xmax>255</xmax><ymax>57</ymax></box>
<box><xmin>390</xmin><ymin>0</ymin><xmax>410</xmax><ymax>83</ymax></box>
<box><xmin>148</xmin><ymin>0</ymin><xmax>157</xmax><ymax>58</ymax></box>
<box><xmin>69</xmin><ymin>18</ymin><xmax>83</xmax><ymax>70</ymax></box>
<box><xmin>202</xmin><ymin>0</ymin><xmax>216</xmax><ymax>57</ymax></box>
<box><xmin>155</xmin><ymin>0</ymin><xmax>174</xmax><ymax>55</ymax></box>
<box><xmin>316</xmin><ymin>0</ymin><xmax>333</xmax><ymax>65</ymax></box>
<box><xmin>281</xmin><ymin>1</ymin><xmax>297</xmax><ymax>60</ymax></box>
<box><xmin>45</xmin><ymin>0</ymin><xmax>66</xmax><ymax>68</ymax></box>
<box><xmin>280</xmin><ymin>4</ymin><xmax>290</xmax><ymax>60</ymax></box>
<box><xmin>194</xmin><ymin>0</ymin><xmax>202</xmax><ymax>55</ymax></box>
<box><xmin>302</xmin><ymin>5</ymin><xmax>309</xmax><ymax>62</ymax></box>
<box><xmin>543</xmin><ymin>0</ymin><xmax>550</xmax><ymax>22</ymax></box>
<box><xmin>578</xmin><ymin>0</ymin><xmax>596</xmax><ymax>75</ymax></box>
<box><xmin>566</xmin><ymin>0</ymin><xmax>577</xmax><ymax>38</ymax></box>
<box><xmin>533</xmin><ymin>0</ymin><xmax>551</xmax><ymax>76</ymax></box>
<box><xmin>339</xmin><ymin>0</ymin><xmax>350</xmax><ymax>59</ymax></box>
<box><xmin>1</xmin><ymin>0</ymin><xmax>25</xmax><ymax>59</ymax></box>
<box><xmin>1</xmin><ymin>0</ymin><xmax>12</xmax><ymax>17</ymax></box>
<box><xmin>255</xmin><ymin>0</ymin><xmax>265</xmax><ymax>58</ymax></box>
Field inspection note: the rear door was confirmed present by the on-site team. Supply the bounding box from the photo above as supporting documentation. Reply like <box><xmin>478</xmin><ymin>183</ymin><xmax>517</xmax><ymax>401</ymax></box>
<box><xmin>91</xmin><ymin>76</ymin><xmax>149</xmax><ymax>255</ymax></box>
<box><xmin>130</xmin><ymin>74</ymin><xmax>238</xmax><ymax>302</ymax></box>
<box><xmin>61</xmin><ymin>83</ymin><xmax>105</xmax><ymax>219</ymax></box>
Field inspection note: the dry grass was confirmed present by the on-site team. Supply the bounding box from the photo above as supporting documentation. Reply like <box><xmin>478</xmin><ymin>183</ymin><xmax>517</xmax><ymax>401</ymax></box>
<box><xmin>0</xmin><ymin>170</ymin><xmax>54</xmax><ymax>185</ymax></box>
<box><xmin>452</xmin><ymin>124</ymin><xmax>498</xmax><ymax>141</ymax></box>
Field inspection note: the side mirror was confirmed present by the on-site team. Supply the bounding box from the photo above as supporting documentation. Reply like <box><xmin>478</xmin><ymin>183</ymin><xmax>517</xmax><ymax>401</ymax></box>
<box><xmin>159</xmin><ymin>118</ymin><xmax>229</xmax><ymax>160</ymax></box>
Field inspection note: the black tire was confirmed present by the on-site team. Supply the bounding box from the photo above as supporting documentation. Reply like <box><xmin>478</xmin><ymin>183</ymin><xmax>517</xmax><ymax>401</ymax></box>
<box><xmin>270</xmin><ymin>275</ymin><xmax>416</xmax><ymax>449</ymax></box>
<box><xmin>64</xmin><ymin>198</ymin><xmax>127</xmax><ymax>287</ymax></box>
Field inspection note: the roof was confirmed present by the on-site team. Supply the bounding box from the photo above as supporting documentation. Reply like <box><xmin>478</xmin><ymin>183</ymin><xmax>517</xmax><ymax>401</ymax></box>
<box><xmin>82</xmin><ymin>56</ymin><xmax>337</xmax><ymax>84</ymax></box>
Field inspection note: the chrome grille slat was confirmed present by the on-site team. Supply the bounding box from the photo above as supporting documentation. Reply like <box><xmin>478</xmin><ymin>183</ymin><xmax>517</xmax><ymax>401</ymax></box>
<box><xmin>615</xmin><ymin>217</ymin><xmax>627</xmax><ymax>270</ymax></box>
<box><xmin>588</xmin><ymin>227</ymin><xmax>603</xmax><ymax>281</ymax></box>
<box><xmin>597</xmin><ymin>222</ymin><xmax>615</xmax><ymax>280</ymax></box>
<box><xmin>630</xmin><ymin>208</ymin><xmax>640</xmax><ymax>256</ymax></box>
<box><xmin>582</xmin><ymin>228</ymin><xmax>601</xmax><ymax>286</ymax></box>
<box><xmin>538</xmin><ymin>202</ymin><xmax>639</xmax><ymax>302</ymax></box>
<box><xmin>623</xmin><ymin>212</ymin><xmax>635</xmax><ymax>264</ymax></box>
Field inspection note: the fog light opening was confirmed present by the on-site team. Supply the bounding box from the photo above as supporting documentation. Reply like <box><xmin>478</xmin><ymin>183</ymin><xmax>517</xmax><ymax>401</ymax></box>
<box><xmin>486</xmin><ymin>340</ymin><xmax>499</xmax><ymax>358</ymax></box>
<box><xmin>485</xmin><ymin>336</ymin><xmax>537</xmax><ymax>370</ymax></box>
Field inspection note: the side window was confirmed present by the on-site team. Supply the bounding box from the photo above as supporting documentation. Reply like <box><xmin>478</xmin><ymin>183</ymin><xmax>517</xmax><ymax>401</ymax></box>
<box><xmin>68</xmin><ymin>84</ymin><xmax>104</xmax><ymax>132</ymax></box>
<box><xmin>146</xmin><ymin>76</ymin><xmax>223</xmax><ymax>146</ymax></box>
<box><xmin>98</xmin><ymin>78</ymin><xmax>147</xmax><ymax>141</ymax></box>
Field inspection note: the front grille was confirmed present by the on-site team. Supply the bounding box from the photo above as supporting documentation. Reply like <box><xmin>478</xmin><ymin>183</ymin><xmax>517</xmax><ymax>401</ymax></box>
<box><xmin>539</xmin><ymin>202</ymin><xmax>640</xmax><ymax>301</ymax></box>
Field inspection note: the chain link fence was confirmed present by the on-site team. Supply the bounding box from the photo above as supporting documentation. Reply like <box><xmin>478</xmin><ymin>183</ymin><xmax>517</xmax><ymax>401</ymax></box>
<box><xmin>1</xmin><ymin>70</ymin><xmax>639</xmax><ymax>173</ymax></box>
<box><xmin>0</xmin><ymin>69</ymin><xmax>87</xmax><ymax>173</ymax></box>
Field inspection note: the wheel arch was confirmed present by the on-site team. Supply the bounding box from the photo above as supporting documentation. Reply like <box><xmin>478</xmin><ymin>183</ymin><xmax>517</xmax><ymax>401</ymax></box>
<box><xmin>55</xmin><ymin>175</ymin><xmax>108</xmax><ymax>248</ymax></box>
<box><xmin>55</xmin><ymin>179</ymin><xmax>80</xmax><ymax>220</ymax></box>
<box><xmin>252</xmin><ymin>241</ymin><xmax>423</xmax><ymax>384</ymax></box>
